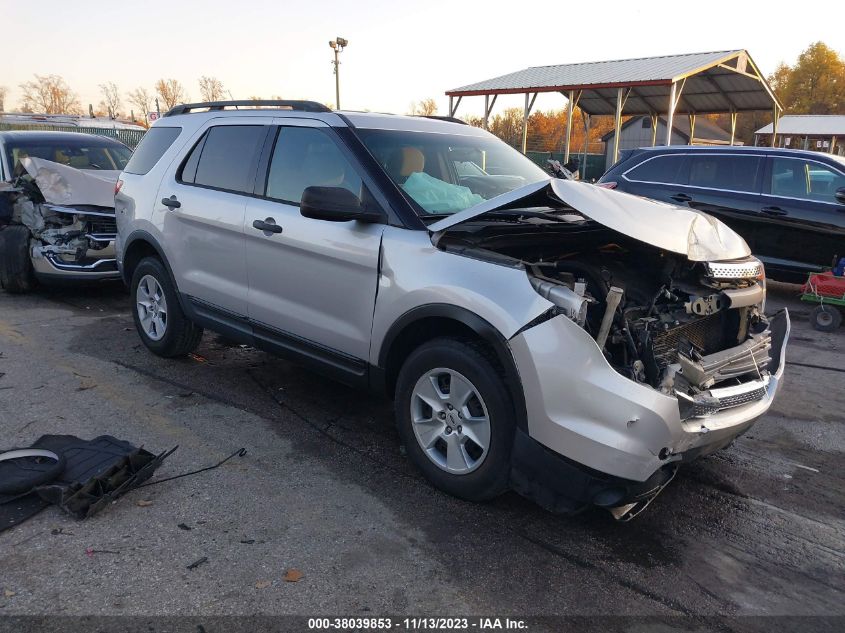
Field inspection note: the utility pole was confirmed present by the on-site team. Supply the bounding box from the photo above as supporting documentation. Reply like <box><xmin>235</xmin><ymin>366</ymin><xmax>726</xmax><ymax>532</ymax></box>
<box><xmin>329</xmin><ymin>37</ymin><xmax>348</xmax><ymax>110</ymax></box>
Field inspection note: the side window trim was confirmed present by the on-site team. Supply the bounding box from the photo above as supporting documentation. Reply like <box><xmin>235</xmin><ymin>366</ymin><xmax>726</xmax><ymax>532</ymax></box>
<box><xmin>174</xmin><ymin>123</ymin><xmax>273</xmax><ymax>197</ymax></box>
<box><xmin>765</xmin><ymin>155</ymin><xmax>845</xmax><ymax>205</ymax></box>
<box><xmin>624</xmin><ymin>152</ymin><xmax>767</xmax><ymax>195</ymax></box>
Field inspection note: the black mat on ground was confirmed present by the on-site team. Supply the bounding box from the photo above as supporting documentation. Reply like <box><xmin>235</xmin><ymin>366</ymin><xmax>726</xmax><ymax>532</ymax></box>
<box><xmin>0</xmin><ymin>435</ymin><xmax>172</xmax><ymax>532</ymax></box>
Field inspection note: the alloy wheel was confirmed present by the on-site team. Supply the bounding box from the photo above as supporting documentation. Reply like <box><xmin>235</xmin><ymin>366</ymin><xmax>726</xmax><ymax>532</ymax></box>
<box><xmin>410</xmin><ymin>368</ymin><xmax>491</xmax><ymax>474</ymax></box>
<box><xmin>136</xmin><ymin>274</ymin><xmax>168</xmax><ymax>341</ymax></box>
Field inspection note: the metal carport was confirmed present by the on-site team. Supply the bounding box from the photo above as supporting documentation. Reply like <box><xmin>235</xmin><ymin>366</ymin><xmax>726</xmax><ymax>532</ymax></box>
<box><xmin>446</xmin><ymin>50</ymin><xmax>782</xmax><ymax>165</ymax></box>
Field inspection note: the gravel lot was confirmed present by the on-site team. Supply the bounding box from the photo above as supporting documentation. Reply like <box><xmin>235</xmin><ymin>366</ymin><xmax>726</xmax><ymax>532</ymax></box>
<box><xmin>0</xmin><ymin>281</ymin><xmax>842</xmax><ymax>626</ymax></box>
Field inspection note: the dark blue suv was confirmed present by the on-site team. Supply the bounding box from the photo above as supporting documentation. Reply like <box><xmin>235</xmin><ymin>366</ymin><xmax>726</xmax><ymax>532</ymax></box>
<box><xmin>599</xmin><ymin>146</ymin><xmax>845</xmax><ymax>282</ymax></box>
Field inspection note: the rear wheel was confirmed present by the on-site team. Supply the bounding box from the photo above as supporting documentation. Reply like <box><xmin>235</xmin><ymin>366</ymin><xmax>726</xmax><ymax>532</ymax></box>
<box><xmin>395</xmin><ymin>338</ymin><xmax>515</xmax><ymax>501</ymax></box>
<box><xmin>0</xmin><ymin>225</ymin><xmax>37</xmax><ymax>294</ymax></box>
<box><xmin>131</xmin><ymin>256</ymin><xmax>203</xmax><ymax>357</ymax></box>
<box><xmin>810</xmin><ymin>305</ymin><xmax>842</xmax><ymax>332</ymax></box>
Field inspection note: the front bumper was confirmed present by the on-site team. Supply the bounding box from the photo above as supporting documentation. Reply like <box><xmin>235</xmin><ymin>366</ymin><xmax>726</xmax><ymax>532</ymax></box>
<box><xmin>31</xmin><ymin>242</ymin><xmax>121</xmax><ymax>282</ymax></box>
<box><xmin>508</xmin><ymin>309</ymin><xmax>789</xmax><ymax>485</ymax></box>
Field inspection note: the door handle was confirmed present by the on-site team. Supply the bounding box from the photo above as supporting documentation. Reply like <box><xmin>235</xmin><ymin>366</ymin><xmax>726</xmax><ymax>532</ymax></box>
<box><xmin>760</xmin><ymin>206</ymin><xmax>788</xmax><ymax>216</ymax></box>
<box><xmin>670</xmin><ymin>193</ymin><xmax>692</xmax><ymax>203</ymax></box>
<box><xmin>252</xmin><ymin>218</ymin><xmax>283</xmax><ymax>234</ymax></box>
<box><xmin>161</xmin><ymin>195</ymin><xmax>181</xmax><ymax>209</ymax></box>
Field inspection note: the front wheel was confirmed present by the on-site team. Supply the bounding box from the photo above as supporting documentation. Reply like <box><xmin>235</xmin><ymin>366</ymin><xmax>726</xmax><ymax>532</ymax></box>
<box><xmin>131</xmin><ymin>256</ymin><xmax>203</xmax><ymax>357</ymax></box>
<box><xmin>0</xmin><ymin>225</ymin><xmax>37</xmax><ymax>294</ymax></box>
<box><xmin>394</xmin><ymin>338</ymin><xmax>515</xmax><ymax>501</ymax></box>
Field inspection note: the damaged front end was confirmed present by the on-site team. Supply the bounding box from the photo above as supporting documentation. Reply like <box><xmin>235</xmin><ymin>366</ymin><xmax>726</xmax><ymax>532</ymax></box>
<box><xmin>432</xmin><ymin>179</ymin><xmax>789</xmax><ymax>518</ymax></box>
<box><xmin>5</xmin><ymin>157</ymin><xmax>120</xmax><ymax>279</ymax></box>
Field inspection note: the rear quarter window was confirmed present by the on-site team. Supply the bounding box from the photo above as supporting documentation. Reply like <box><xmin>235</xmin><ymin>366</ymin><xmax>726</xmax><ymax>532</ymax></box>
<box><xmin>624</xmin><ymin>154</ymin><xmax>685</xmax><ymax>184</ymax></box>
<box><xmin>123</xmin><ymin>127</ymin><xmax>182</xmax><ymax>175</ymax></box>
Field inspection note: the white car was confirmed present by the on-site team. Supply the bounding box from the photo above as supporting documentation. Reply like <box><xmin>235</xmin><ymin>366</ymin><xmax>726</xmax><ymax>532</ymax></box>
<box><xmin>115</xmin><ymin>101</ymin><xmax>789</xmax><ymax>519</ymax></box>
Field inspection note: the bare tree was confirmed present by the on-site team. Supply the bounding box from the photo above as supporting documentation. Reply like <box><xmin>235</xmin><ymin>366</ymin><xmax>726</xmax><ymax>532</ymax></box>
<box><xmin>18</xmin><ymin>74</ymin><xmax>81</xmax><ymax>114</ymax></box>
<box><xmin>0</xmin><ymin>86</ymin><xmax>7</xmax><ymax>112</ymax></box>
<box><xmin>155</xmin><ymin>78</ymin><xmax>188</xmax><ymax>111</ymax></box>
<box><xmin>198</xmin><ymin>76</ymin><xmax>226</xmax><ymax>102</ymax></box>
<box><xmin>127</xmin><ymin>87</ymin><xmax>153</xmax><ymax>124</ymax></box>
<box><xmin>409</xmin><ymin>98</ymin><xmax>438</xmax><ymax>116</ymax></box>
<box><xmin>98</xmin><ymin>81</ymin><xmax>122</xmax><ymax>118</ymax></box>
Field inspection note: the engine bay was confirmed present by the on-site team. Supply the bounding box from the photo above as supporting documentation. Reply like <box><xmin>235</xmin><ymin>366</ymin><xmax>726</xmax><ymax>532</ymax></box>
<box><xmin>437</xmin><ymin>210</ymin><xmax>772</xmax><ymax>419</ymax></box>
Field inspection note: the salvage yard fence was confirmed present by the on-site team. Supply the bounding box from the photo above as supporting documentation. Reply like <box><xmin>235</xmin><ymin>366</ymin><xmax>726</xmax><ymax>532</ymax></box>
<box><xmin>0</xmin><ymin>123</ymin><xmax>147</xmax><ymax>149</ymax></box>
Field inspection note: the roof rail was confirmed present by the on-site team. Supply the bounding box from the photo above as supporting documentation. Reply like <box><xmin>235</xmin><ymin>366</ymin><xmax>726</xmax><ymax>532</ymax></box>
<box><xmin>164</xmin><ymin>100</ymin><xmax>332</xmax><ymax>117</ymax></box>
<box><xmin>419</xmin><ymin>115</ymin><xmax>466</xmax><ymax>125</ymax></box>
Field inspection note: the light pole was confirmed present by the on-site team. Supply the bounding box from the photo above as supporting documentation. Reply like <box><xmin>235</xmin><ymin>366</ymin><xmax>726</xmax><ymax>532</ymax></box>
<box><xmin>329</xmin><ymin>37</ymin><xmax>348</xmax><ymax>110</ymax></box>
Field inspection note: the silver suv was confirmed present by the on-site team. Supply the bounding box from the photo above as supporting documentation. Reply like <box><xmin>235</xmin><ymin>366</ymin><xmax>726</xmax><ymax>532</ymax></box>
<box><xmin>115</xmin><ymin>100</ymin><xmax>789</xmax><ymax>519</ymax></box>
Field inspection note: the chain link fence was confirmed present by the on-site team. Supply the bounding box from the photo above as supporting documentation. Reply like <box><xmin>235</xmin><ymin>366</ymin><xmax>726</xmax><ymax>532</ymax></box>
<box><xmin>0</xmin><ymin>123</ymin><xmax>146</xmax><ymax>149</ymax></box>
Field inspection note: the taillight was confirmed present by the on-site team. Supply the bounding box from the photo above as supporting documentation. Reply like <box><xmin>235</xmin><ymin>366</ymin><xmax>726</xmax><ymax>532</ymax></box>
<box><xmin>596</xmin><ymin>181</ymin><xmax>617</xmax><ymax>190</ymax></box>
<box><xmin>114</xmin><ymin>179</ymin><xmax>124</xmax><ymax>196</ymax></box>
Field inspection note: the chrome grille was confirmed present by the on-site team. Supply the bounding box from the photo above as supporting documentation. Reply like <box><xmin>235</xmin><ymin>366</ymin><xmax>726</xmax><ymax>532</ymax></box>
<box><xmin>705</xmin><ymin>260</ymin><xmax>762</xmax><ymax>279</ymax></box>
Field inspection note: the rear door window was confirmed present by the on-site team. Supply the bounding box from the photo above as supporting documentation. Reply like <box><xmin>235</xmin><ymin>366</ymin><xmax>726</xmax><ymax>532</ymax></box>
<box><xmin>123</xmin><ymin>127</ymin><xmax>181</xmax><ymax>175</ymax></box>
<box><xmin>624</xmin><ymin>154</ymin><xmax>686</xmax><ymax>185</ymax></box>
<box><xmin>688</xmin><ymin>155</ymin><xmax>761</xmax><ymax>193</ymax></box>
<box><xmin>187</xmin><ymin>125</ymin><xmax>266</xmax><ymax>194</ymax></box>
<box><xmin>769</xmin><ymin>157</ymin><xmax>845</xmax><ymax>202</ymax></box>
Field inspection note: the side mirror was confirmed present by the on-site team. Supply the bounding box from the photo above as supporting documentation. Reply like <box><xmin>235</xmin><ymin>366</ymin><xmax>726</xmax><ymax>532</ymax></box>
<box><xmin>836</xmin><ymin>187</ymin><xmax>845</xmax><ymax>205</ymax></box>
<box><xmin>300</xmin><ymin>186</ymin><xmax>384</xmax><ymax>223</ymax></box>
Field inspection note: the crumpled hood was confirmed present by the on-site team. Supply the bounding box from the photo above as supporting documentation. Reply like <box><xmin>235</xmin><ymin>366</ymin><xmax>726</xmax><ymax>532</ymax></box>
<box><xmin>429</xmin><ymin>178</ymin><xmax>751</xmax><ymax>262</ymax></box>
<box><xmin>21</xmin><ymin>157</ymin><xmax>120</xmax><ymax>208</ymax></box>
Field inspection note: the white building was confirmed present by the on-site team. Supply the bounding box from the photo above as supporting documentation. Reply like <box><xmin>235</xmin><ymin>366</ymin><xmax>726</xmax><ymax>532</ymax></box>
<box><xmin>755</xmin><ymin>115</ymin><xmax>845</xmax><ymax>155</ymax></box>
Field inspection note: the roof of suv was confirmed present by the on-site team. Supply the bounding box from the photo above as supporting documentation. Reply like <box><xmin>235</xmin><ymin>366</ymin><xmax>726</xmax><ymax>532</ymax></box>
<box><xmin>156</xmin><ymin>104</ymin><xmax>486</xmax><ymax>136</ymax></box>
<box><xmin>629</xmin><ymin>144</ymin><xmax>838</xmax><ymax>161</ymax></box>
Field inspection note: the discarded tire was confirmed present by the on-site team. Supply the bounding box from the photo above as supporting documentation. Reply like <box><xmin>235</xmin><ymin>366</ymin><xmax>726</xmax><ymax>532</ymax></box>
<box><xmin>0</xmin><ymin>449</ymin><xmax>66</xmax><ymax>496</ymax></box>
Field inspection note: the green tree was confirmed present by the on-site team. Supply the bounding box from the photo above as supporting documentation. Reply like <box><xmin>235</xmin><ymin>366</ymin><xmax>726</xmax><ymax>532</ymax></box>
<box><xmin>769</xmin><ymin>42</ymin><xmax>845</xmax><ymax>114</ymax></box>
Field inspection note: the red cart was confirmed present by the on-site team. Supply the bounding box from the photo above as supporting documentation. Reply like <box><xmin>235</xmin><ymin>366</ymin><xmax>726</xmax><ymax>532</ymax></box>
<box><xmin>802</xmin><ymin>272</ymin><xmax>845</xmax><ymax>331</ymax></box>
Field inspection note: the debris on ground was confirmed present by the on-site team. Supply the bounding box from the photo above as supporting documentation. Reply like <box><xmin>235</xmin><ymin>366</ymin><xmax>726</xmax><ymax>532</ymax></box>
<box><xmin>0</xmin><ymin>435</ymin><xmax>172</xmax><ymax>532</ymax></box>
<box><xmin>186</xmin><ymin>557</ymin><xmax>208</xmax><ymax>570</ymax></box>
<box><xmin>283</xmin><ymin>569</ymin><xmax>304</xmax><ymax>583</ymax></box>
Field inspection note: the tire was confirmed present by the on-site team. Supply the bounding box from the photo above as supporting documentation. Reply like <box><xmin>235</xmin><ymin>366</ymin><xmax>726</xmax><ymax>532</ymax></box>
<box><xmin>131</xmin><ymin>256</ymin><xmax>203</xmax><ymax>357</ymax></box>
<box><xmin>0</xmin><ymin>225</ymin><xmax>37</xmax><ymax>294</ymax></box>
<box><xmin>810</xmin><ymin>305</ymin><xmax>842</xmax><ymax>332</ymax></box>
<box><xmin>395</xmin><ymin>337</ymin><xmax>515</xmax><ymax>501</ymax></box>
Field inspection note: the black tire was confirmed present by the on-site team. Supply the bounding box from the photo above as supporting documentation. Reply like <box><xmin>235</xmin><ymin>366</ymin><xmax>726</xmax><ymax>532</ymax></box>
<box><xmin>130</xmin><ymin>256</ymin><xmax>203</xmax><ymax>357</ymax></box>
<box><xmin>0</xmin><ymin>449</ymin><xmax>66</xmax><ymax>495</ymax></box>
<box><xmin>810</xmin><ymin>305</ymin><xmax>842</xmax><ymax>332</ymax></box>
<box><xmin>0</xmin><ymin>225</ymin><xmax>37</xmax><ymax>294</ymax></box>
<box><xmin>395</xmin><ymin>337</ymin><xmax>515</xmax><ymax>501</ymax></box>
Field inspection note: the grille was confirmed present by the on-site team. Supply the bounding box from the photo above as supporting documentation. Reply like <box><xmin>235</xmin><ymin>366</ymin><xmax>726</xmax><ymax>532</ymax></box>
<box><xmin>693</xmin><ymin>385</ymin><xmax>767</xmax><ymax>417</ymax></box>
<box><xmin>86</xmin><ymin>218</ymin><xmax>117</xmax><ymax>235</ymax></box>
<box><xmin>652</xmin><ymin>313</ymin><xmax>726</xmax><ymax>369</ymax></box>
<box><xmin>705</xmin><ymin>260</ymin><xmax>762</xmax><ymax>279</ymax></box>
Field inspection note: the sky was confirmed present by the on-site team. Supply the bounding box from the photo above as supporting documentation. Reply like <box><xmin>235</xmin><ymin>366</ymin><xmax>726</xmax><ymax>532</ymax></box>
<box><xmin>3</xmin><ymin>0</ymin><xmax>843</xmax><ymax>119</ymax></box>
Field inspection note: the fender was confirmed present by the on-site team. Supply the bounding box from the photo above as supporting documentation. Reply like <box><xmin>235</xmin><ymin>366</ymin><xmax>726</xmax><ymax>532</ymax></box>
<box><xmin>120</xmin><ymin>229</ymin><xmax>196</xmax><ymax>317</ymax></box>
<box><xmin>377</xmin><ymin>303</ymin><xmax>528</xmax><ymax>431</ymax></box>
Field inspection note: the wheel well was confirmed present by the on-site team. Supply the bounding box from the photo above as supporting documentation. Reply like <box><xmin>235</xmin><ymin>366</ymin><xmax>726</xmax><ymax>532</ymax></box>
<box><xmin>122</xmin><ymin>239</ymin><xmax>160</xmax><ymax>285</ymax></box>
<box><xmin>383</xmin><ymin>317</ymin><xmax>498</xmax><ymax>398</ymax></box>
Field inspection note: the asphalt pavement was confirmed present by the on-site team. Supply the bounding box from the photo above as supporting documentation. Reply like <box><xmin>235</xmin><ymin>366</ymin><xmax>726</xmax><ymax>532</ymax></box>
<box><xmin>0</xmin><ymin>281</ymin><xmax>842</xmax><ymax>627</ymax></box>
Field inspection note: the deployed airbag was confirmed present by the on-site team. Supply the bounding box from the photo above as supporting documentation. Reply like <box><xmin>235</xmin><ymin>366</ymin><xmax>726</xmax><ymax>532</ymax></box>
<box><xmin>402</xmin><ymin>171</ymin><xmax>485</xmax><ymax>214</ymax></box>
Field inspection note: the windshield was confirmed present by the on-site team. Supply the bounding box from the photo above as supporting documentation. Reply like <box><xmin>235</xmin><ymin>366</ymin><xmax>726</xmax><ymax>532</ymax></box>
<box><xmin>5</xmin><ymin>138</ymin><xmax>132</xmax><ymax>175</ymax></box>
<box><xmin>357</xmin><ymin>128</ymin><xmax>549</xmax><ymax>215</ymax></box>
